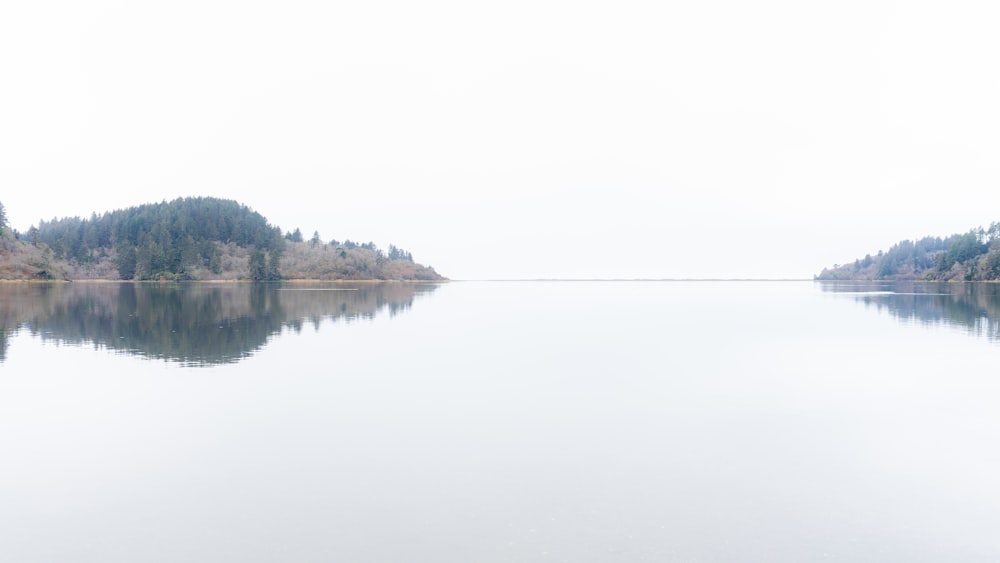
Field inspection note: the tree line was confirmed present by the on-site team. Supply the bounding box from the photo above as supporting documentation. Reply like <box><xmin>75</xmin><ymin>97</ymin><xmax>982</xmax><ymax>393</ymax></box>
<box><xmin>27</xmin><ymin>197</ymin><xmax>285</xmax><ymax>280</ymax></box>
<box><xmin>0</xmin><ymin>197</ymin><xmax>442</xmax><ymax>281</ymax></box>
<box><xmin>817</xmin><ymin>223</ymin><xmax>1000</xmax><ymax>281</ymax></box>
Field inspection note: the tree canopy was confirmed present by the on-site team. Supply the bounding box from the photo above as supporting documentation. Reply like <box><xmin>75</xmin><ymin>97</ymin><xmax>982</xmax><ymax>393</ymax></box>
<box><xmin>6</xmin><ymin>196</ymin><xmax>444</xmax><ymax>282</ymax></box>
<box><xmin>817</xmin><ymin>224</ymin><xmax>1000</xmax><ymax>282</ymax></box>
<box><xmin>31</xmin><ymin>197</ymin><xmax>283</xmax><ymax>280</ymax></box>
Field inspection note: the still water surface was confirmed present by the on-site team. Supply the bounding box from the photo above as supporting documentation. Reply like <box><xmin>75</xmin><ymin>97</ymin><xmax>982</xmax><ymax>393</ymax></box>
<box><xmin>2</xmin><ymin>281</ymin><xmax>1000</xmax><ymax>562</ymax></box>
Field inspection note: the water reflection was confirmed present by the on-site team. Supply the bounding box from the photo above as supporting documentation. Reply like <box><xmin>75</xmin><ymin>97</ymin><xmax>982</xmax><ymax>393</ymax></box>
<box><xmin>819</xmin><ymin>281</ymin><xmax>1000</xmax><ymax>341</ymax></box>
<box><xmin>0</xmin><ymin>282</ymin><xmax>439</xmax><ymax>365</ymax></box>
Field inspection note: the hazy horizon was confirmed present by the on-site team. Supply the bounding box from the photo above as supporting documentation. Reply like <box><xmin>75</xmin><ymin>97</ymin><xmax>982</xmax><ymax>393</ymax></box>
<box><xmin>5</xmin><ymin>1</ymin><xmax>1000</xmax><ymax>280</ymax></box>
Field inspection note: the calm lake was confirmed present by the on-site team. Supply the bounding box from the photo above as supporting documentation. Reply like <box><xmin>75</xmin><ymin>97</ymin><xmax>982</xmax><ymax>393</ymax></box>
<box><xmin>2</xmin><ymin>281</ymin><xmax>1000</xmax><ymax>562</ymax></box>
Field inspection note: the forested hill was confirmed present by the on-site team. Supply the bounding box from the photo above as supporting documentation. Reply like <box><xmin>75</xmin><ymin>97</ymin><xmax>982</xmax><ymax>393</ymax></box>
<box><xmin>33</xmin><ymin>197</ymin><xmax>283</xmax><ymax>280</ymax></box>
<box><xmin>816</xmin><ymin>224</ymin><xmax>1000</xmax><ymax>281</ymax></box>
<box><xmin>0</xmin><ymin>197</ymin><xmax>444</xmax><ymax>281</ymax></box>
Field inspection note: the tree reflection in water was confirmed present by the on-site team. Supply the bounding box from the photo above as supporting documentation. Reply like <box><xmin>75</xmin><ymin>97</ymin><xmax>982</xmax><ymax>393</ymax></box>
<box><xmin>819</xmin><ymin>281</ymin><xmax>1000</xmax><ymax>342</ymax></box>
<box><xmin>0</xmin><ymin>282</ymin><xmax>439</xmax><ymax>365</ymax></box>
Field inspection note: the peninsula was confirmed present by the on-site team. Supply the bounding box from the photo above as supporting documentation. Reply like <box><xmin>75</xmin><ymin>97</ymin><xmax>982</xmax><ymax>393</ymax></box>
<box><xmin>0</xmin><ymin>197</ymin><xmax>444</xmax><ymax>282</ymax></box>
<box><xmin>817</xmin><ymin>223</ymin><xmax>1000</xmax><ymax>282</ymax></box>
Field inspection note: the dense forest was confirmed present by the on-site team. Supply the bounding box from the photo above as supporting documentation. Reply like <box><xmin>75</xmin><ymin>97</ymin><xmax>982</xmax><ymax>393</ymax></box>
<box><xmin>0</xmin><ymin>197</ymin><xmax>444</xmax><ymax>281</ymax></box>
<box><xmin>817</xmin><ymin>223</ymin><xmax>1000</xmax><ymax>281</ymax></box>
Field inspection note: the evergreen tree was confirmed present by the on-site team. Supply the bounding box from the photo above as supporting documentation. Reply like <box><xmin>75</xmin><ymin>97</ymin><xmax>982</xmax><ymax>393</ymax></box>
<box><xmin>267</xmin><ymin>249</ymin><xmax>282</xmax><ymax>280</ymax></box>
<box><xmin>116</xmin><ymin>244</ymin><xmax>137</xmax><ymax>280</ymax></box>
<box><xmin>248</xmin><ymin>250</ymin><xmax>267</xmax><ymax>281</ymax></box>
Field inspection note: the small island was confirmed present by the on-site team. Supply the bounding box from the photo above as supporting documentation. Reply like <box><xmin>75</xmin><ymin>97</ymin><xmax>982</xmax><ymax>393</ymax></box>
<box><xmin>817</xmin><ymin>223</ymin><xmax>1000</xmax><ymax>281</ymax></box>
<box><xmin>0</xmin><ymin>197</ymin><xmax>445</xmax><ymax>282</ymax></box>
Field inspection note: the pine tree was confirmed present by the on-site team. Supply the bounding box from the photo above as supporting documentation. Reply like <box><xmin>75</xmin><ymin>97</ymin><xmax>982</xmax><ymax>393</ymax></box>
<box><xmin>249</xmin><ymin>250</ymin><xmax>267</xmax><ymax>281</ymax></box>
<box><xmin>116</xmin><ymin>244</ymin><xmax>137</xmax><ymax>280</ymax></box>
<box><xmin>267</xmin><ymin>249</ymin><xmax>282</xmax><ymax>280</ymax></box>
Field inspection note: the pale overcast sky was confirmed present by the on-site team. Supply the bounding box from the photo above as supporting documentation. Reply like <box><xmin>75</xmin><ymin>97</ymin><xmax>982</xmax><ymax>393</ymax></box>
<box><xmin>3</xmin><ymin>1</ymin><xmax>1000</xmax><ymax>279</ymax></box>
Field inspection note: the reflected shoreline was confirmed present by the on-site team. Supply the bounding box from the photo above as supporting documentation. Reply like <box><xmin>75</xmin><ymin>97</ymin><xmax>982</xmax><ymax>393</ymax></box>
<box><xmin>819</xmin><ymin>281</ymin><xmax>1000</xmax><ymax>341</ymax></box>
<box><xmin>0</xmin><ymin>282</ymin><xmax>439</xmax><ymax>365</ymax></box>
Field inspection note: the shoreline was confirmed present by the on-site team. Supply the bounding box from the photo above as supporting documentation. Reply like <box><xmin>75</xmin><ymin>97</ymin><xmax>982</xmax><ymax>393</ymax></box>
<box><xmin>0</xmin><ymin>278</ymin><xmax>448</xmax><ymax>284</ymax></box>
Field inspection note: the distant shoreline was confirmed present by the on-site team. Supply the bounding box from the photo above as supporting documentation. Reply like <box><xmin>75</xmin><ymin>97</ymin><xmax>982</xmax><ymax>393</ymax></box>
<box><xmin>0</xmin><ymin>278</ymin><xmax>449</xmax><ymax>284</ymax></box>
<box><xmin>455</xmin><ymin>278</ymin><xmax>814</xmax><ymax>282</ymax></box>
